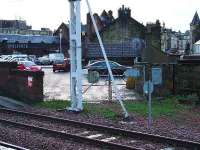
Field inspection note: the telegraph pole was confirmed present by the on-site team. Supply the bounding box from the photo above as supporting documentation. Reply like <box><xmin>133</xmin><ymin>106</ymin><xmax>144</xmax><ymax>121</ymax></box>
<box><xmin>68</xmin><ymin>0</ymin><xmax>83</xmax><ymax>112</ymax></box>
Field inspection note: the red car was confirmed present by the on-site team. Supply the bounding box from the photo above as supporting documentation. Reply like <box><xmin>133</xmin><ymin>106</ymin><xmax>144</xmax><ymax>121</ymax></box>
<box><xmin>17</xmin><ymin>61</ymin><xmax>42</xmax><ymax>72</ymax></box>
<box><xmin>53</xmin><ymin>58</ymin><xmax>70</xmax><ymax>72</ymax></box>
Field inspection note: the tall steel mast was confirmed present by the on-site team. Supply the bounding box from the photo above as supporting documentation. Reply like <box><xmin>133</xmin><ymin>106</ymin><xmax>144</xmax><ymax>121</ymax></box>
<box><xmin>68</xmin><ymin>0</ymin><xmax>129</xmax><ymax>118</ymax></box>
<box><xmin>68</xmin><ymin>0</ymin><xmax>83</xmax><ymax>112</ymax></box>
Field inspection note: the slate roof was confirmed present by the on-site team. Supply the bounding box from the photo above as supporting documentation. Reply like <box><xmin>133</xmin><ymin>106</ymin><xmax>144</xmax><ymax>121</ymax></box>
<box><xmin>0</xmin><ymin>34</ymin><xmax>59</xmax><ymax>44</ymax></box>
<box><xmin>87</xmin><ymin>39</ymin><xmax>144</xmax><ymax>58</ymax></box>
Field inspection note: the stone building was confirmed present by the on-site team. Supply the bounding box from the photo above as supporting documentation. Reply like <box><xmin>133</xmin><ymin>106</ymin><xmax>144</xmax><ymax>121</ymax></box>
<box><xmin>0</xmin><ymin>19</ymin><xmax>52</xmax><ymax>36</ymax></box>
<box><xmin>0</xmin><ymin>20</ymin><xmax>31</xmax><ymax>30</ymax></box>
<box><xmin>87</xmin><ymin>6</ymin><xmax>146</xmax><ymax>43</ymax></box>
<box><xmin>161</xmin><ymin>26</ymin><xmax>190</xmax><ymax>55</ymax></box>
<box><xmin>53</xmin><ymin>23</ymin><xmax>69</xmax><ymax>56</ymax></box>
<box><xmin>190</xmin><ymin>11</ymin><xmax>200</xmax><ymax>51</ymax></box>
<box><xmin>53</xmin><ymin>22</ymin><xmax>86</xmax><ymax>57</ymax></box>
<box><xmin>85</xmin><ymin>5</ymin><xmax>173</xmax><ymax>64</ymax></box>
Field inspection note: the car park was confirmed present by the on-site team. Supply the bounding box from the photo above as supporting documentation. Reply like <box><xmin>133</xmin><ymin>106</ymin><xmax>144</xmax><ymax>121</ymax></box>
<box><xmin>53</xmin><ymin>58</ymin><xmax>70</xmax><ymax>72</ymax></box>
<box><xmin>17</xmin><ymin>61</ymin><xmax>42</xmax><ymax>72</ymax></box>
<box><xmin>84</xmin><ymin>60</ymin><xmax>129</xmax><ymax>75</ymax></box>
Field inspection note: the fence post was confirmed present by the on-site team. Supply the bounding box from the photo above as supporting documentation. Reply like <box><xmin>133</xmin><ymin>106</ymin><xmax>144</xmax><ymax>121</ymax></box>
<box><xmin>108</xmin><ymin>75</ymin><xmax>112</xmax><ymax>101</ymax></box>
<box><xmin>172</xmin><ymin>64</ymin><xmax>175</xmax><ymax>95</ymax></box>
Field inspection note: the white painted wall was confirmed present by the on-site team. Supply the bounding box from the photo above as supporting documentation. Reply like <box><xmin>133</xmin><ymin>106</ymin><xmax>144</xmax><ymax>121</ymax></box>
<box><xmin>193</xmin><ymin>44</ymin><xmax>200</xmax><ymax>54</ymax></box>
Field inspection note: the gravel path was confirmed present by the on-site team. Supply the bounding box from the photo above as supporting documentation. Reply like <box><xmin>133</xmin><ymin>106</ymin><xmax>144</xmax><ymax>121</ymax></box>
<box><xmin>0</xmin><ymin>123</ymin><xmax>99</xmax><ymax>150</ymax></box>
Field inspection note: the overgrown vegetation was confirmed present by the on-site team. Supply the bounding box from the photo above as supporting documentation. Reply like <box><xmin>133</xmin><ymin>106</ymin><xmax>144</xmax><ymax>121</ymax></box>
<box><xmin>35</xmin><ymin>96</ymin><xmax>197</xmax><ymax>120</ymax></box>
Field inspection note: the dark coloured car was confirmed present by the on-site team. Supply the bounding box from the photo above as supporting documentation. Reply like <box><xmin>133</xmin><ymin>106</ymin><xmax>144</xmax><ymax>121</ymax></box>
<box><xmin>53</xmin><ymin>58</ymin><xmax>70</xmax><ymax>72</ymax></box>
<box><xmin>84</xmin><ymin>60</ymin><xmax>129</xmax><ymax>76</ymax></box>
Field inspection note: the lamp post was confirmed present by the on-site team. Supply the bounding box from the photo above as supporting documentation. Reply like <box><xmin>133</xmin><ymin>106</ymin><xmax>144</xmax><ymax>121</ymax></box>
<box><xmin>59</xmin><ymin>29</ymin><xmax>62</xmax><ymax>53</ymax></box>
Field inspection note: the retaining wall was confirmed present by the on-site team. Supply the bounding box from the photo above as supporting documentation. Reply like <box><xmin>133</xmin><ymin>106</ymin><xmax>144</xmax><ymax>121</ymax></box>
<box><xmin>0</xmin><ymin>62</ymin><xmax>44</xmax><ymax>103</ymax></box>
<box><xmin>135</xmin><ymin>63</ymin><xmax>200</xmax><ymax>98</ymax></box>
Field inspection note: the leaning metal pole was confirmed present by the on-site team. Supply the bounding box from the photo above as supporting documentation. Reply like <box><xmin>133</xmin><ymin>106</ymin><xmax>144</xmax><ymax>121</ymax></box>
<box><xmin>85</xmin><ymin>0</ymin><xmax>129</xmax><ymax>118</ymax></box>
<box><xmin>68</xmin><ymin>0</ymin><xmax>83</xmax><ymax>111</ymax></box>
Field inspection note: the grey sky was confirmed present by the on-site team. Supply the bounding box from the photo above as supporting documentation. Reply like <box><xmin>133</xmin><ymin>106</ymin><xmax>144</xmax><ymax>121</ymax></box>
<box><xmin>0</xmin><ymin>0</ymin><xmax>199</xmax><ymax>32</ymax></box>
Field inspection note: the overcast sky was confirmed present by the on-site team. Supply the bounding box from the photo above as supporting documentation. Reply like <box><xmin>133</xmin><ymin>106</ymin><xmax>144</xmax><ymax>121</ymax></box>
<box><xmin>0</xmin><ymin>0</ymin><xmax>199</xmax><ymax>32</ymax></box>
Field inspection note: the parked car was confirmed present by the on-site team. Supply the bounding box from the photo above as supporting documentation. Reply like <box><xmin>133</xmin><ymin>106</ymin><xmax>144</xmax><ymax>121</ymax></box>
<box><xmin>1</xmin><ymin>54</ymin><xmax>28</xmax><ymax>62</ymax></box>
<box><xmin>0</xmin><ymin>55</ymin><xmax>10</xmax><ymax>61</ymax></box>
<box><xmin>17</xmin><ymin>61</ymin><xmax>42</xmax><ymax>72</ymax></box>
<box><xmin>38</xmin><ymin>55</ymin><xmax>51</xmax><ymax>65</ymax></box>
<box><xmin>9</xmin><ymin>57</ymin><xmax>28</xmax><ymax>62</ymax></box>
<box><xmin>53</xmin><ymin>58</ymin><xmax>70</xmax><ymax>72</ymax></box>
<box><xmin>0</xmin><ymin>57</ymin><xmax>3</xmax><ymax>61</ymax></box>
<box><xmin>0</xmin><ymin>55</ymin><xmax>12</xmax><ymax>62</ymax></box>
<box><xmin>49</xmin><ymin>53</ymin><xmax>65</xmax><ymax>64</ymax></box>
<box><xmin>28</xmin><ymin>55</ymin><xmax>37</xmax><ymax>63</ymax></box>
<box><xmin>84</xmin><ymin>60</ymin><xmax>129</xmax><ymax>75</ymax></box>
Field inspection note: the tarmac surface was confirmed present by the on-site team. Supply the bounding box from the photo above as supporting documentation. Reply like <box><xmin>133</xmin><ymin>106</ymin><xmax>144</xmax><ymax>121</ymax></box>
<box><xmin>43</xmin><ymin>67</ymin><xmax>140</xmax><ymax>102</ymax></box>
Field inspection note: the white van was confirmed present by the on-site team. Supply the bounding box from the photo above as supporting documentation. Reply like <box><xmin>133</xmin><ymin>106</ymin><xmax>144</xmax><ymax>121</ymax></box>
<box><xmin>49</xmin><ymin>53</ymin><xmax>65</xmax><ymax>64</ymax></box>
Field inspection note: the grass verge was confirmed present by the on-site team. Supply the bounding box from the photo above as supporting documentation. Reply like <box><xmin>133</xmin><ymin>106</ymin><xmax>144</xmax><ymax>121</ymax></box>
<box><xmin>34</xmin><ymin>96</ymin><xmax>196</xmax><ymax>120</ymax></box>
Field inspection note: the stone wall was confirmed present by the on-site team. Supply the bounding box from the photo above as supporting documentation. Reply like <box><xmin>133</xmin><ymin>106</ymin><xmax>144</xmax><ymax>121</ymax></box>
<box><xmin>135</xmin><ymin>64</ymin><xmax>175</xmax><ymax>97</ymax></box>
<box><xmin>135</xmin><ymin>63</ymin><xmax>200</xmax><ymax>98</ymax></box>
<box><xmin>175</xmin><ymin>64</ymin><xmax>200</xmax><ymax>96</ymax></box>
<box><xmin>0</xmin><ymin>62</ymin><xmax>44</xmax><ymax>103</ymax></box>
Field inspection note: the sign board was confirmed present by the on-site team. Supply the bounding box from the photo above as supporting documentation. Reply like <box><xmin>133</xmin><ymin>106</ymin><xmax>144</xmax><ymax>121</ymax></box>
<box><xmin>28</xmin><ymin>76</ymin><xmax>33</xmax><ymax>87</ymax></box>
<box><xmin>124</xmin><ymin>69</ymin><xmax>140</xmax><ymax>78</ymax></box>
<box><xmin>88</xmin><ymin>71</ymin><xmax>100</xmax><ymax>83</ymax></box>
<box><xmin>152</xmin><ymin>67</ymin><xmax>162</xmax><ymax>85</ymax></box>
<box><xmin>143</xmin><ymin>81</ymin><xmax>154</xmax><ymax>94</ymax></box>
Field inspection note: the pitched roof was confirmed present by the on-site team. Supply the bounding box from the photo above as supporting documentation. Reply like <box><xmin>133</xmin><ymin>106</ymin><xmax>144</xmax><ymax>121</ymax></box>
<box><xmin>195</xmin><ymin>40</ymin><xmax>200</xmax><ymax>45</ymax></box>
<box><xmin>191</xmin><ymin>11</ymin><xmax>200</xmax><ymax>26</ymax></box>
<box><xmin>0</xmin><ymin>34</ymin><xmax>59</xmax><ymax>44</ymax></box>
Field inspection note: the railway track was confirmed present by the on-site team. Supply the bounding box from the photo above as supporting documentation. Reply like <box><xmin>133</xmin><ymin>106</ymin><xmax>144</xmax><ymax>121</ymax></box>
<box><xmin>0</xmin><ymin>108</ymin><xmax>199</xmax><ymax>150</ymax></box>
<box><xmin>0</xmin><ymin>140</ymin><xmax>29</xmax><ymax>150</ymax></box>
